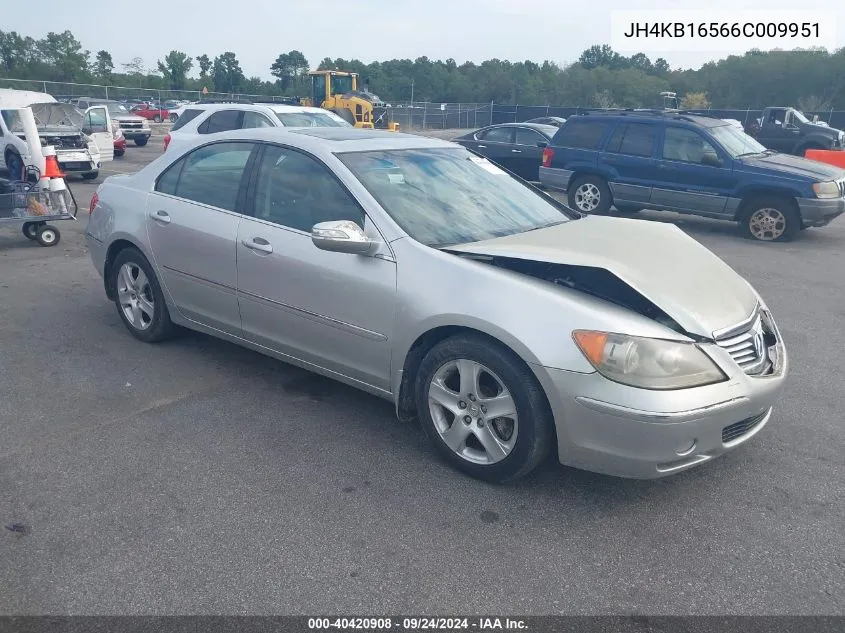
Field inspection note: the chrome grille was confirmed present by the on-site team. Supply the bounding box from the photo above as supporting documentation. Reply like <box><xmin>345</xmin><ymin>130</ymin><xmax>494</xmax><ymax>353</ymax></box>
<box><xmin>714</xmin><ymin>310</ymin><xmax>771</xmax><ymax>375</ymax></box>
<box><xmin>838</xmin><ymin>179</ymin><xmax>845</xmax><ymax>198</ymax></box>
<box><xmin>119</xmin><ymin>121</ymin><xmax>144</xmax><ymax>130</ymax></box>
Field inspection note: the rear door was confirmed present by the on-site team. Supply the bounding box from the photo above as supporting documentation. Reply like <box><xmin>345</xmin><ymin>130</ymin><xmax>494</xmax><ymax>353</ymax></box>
<box><xmin>146</xmin><ymin>140</ymin><xmax>257</xmax><ymax>335</ymax></box>
<box><xmin>598</xmin><ymin>121</ymin><xmax>658</xmax><ymax>208</ymax></box>
<box><xmin>650</xmin><ymin>125</ymin><xmax>735</xmax><ymax>216</ymax></box>
<box><xmin>513</xmin><ymin>127</ymin><xmax>551</xmax><ymax>181</ymax></box>
<box><xmin>83</xmin><ymin>105</ymin><xmax>115</xmax><ymax>162</ymax></box>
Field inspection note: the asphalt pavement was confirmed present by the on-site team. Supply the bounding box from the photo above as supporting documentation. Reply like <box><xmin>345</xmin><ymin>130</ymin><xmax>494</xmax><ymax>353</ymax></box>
<box><xmin>0</xmin><ymin>135</ymin><xmax>843</xmax><ymax>615</ymax></box>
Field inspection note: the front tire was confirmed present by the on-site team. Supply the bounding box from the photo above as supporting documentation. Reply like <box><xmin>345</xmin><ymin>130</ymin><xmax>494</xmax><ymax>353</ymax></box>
<box><xmin>111</xmin><ymin>247</ymin><xmax>176</xmax><ymax>343</ymax></box>
<box><xmin>169</xmin><ymin>113</ymin><xmax>178</xmax><ymax>122</ymax></box>
<box><xmin>740</xmin><ymin>196</ymin><xmax>802</xmax><ymax>242</ymax></box>
<box><xmin>415</xmin><ymin>334</ymin><xmax>554</xmax><ymax>483</ymax></box>
<box><xmin>82</xmin><ymin>171</ymin><xmax>98</xmax><ymax>180</ymax></box>
<box><xmin>22</xmin><ymin>221</ymin><xmax>43</xmax><ymax>240</ymax></box>
<box><xmin>568</xmin><ymin>175</ymin><xmax>612</xmax><ymax>214</ymax></box>
<box><xmin>134</xmin><ymin>137</ymin><xmax>149</xmax><ymax>147</ymax></box>
<box><xmin>153</xmin><ymin>115</ymin><xmax>162</xmax><ymax>123</ymax></box>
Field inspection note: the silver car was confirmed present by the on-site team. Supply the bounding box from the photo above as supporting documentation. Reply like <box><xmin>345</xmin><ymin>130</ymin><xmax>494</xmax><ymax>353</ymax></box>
<box><xmin>85</xmin><ymin>127</ymin><xmax>788</xmax><ymax>483</ymax></box>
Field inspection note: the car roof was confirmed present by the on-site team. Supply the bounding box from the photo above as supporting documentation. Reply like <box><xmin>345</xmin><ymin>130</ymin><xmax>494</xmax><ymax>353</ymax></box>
<box><xmin>180</xmin><ymin>102</ymin><xmax>326</xmax><ymax>114</ymax></box>
<box><xmin>574</xmin><ymin>110</ymin><xmax>730</xmax><ymax>128</ymax></box>
<box><xmin>178</xmin><ymin>126</ymin><xmax>457</xmax><ymax>153</ymax></box>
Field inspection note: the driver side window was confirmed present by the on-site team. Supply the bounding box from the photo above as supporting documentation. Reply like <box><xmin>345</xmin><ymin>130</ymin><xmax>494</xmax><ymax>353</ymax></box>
<box><xmin>251</xmin><ymin>145</ymin><xmax>365</xmax><ymax>233</ymax></box>
<box><xmin>662</xmin><ymin>127</ymin><xmax>719</xmax><ymax>165</ymax></box>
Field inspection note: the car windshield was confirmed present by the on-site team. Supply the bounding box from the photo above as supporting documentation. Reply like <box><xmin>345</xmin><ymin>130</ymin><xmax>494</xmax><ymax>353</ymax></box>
<box><xmin>792</xmin><ymin>109</ymin><xmax>810</xmax><ymax>124</ymax></box>
<box><xmin>338</xmin><ymin>147</ymin><xmax>572</xmax><ymax>247</ymax></box>
<box><xmin>710</xmin><ymin>123</ymin><xmax>767</xmax><ymax>157</ymax></box>
<box><xmin>276</xmin><ymin>112</ymin><xmax>349</xmax><ymax>127</ymax></box>
<box><xmin>106</xmin><ymin>103</ymin><xmax>129</xmax><ymax>115</ymax></box>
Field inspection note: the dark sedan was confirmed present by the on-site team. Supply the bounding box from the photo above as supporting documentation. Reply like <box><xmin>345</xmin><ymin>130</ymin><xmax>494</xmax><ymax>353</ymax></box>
<box><xmin>452</xmin><ymin>123</ymin><xmax>557</xmax><ymax>182</ymax></box>
<box><xmin>525</xmin><ymin>116</ymin><xmax>567</xmax><ymax>127</ymax></box>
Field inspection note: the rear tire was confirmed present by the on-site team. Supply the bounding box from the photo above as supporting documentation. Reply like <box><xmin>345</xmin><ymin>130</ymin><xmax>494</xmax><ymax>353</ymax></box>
<box><xmin>568</xmin><ymin>175</ymin><xmax>612</xmax><ymax>215</ymax></box>
<box><xmin>110</xmin><ymin>247</ymin><xmax>176</xmax><ymax>343</ymax></box>
<box><xmin>740</xmin><ymin>196</ymin><xmax>802</xmax><ymax>242</ymax></box>
<box><xmin>22</xmin><ymin>222</ymin><xmax>42</xmax><ymax>240</ymax></box>
<box><xmin>153</xmin><ymin>115</ymin><xmax>162</xmax><ymax>123</ymax></box>
<box><xmin>169</xmin><ymin>113</ymin><xmax>178</xmax><ymax>122</ymax></box>
<box><xmin>82</xmin><ymin>171</ymin><xmax>98</xmax><ymax>180</ymax></box>
<box><xmin>134</xmin><ymin>137</ymin><xmax>149</xmax><ymax>147</ymax></box>
<box><xmin>414</xmin><ymin>333</ymin><xmax>554</xmax><ymax>484</ymax></box>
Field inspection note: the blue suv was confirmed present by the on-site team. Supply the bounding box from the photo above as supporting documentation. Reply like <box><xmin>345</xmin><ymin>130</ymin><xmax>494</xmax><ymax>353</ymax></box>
<box><xmin>539</xmin><ymin>110</ymin><xmax>845</xmax><ymax>242</ymax></box>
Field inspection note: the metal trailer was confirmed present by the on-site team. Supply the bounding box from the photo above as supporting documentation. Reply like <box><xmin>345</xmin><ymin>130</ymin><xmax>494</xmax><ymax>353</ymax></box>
<box><xmin>0</xmin><ymin>172</ymin><xmax>78</xmax><ymax>247</ymax></box>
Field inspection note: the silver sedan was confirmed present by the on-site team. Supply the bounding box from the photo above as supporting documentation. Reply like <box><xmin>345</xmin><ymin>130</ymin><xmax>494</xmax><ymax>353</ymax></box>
<box><xmin>85</xmin><ymin>127</ymin><xmax>788</xmax><ymax>483</ymax></box>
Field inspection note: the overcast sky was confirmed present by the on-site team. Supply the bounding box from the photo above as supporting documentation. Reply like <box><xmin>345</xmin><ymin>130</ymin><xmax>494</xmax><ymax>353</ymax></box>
<box><xmin>9</xmin><ymin>0</ymin><xmax>843</xmax><ymax>80</ymax></box>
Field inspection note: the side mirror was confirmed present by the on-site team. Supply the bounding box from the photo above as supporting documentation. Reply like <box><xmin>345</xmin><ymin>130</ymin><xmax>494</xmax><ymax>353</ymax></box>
<box><xmin>701</xmin><ymin>153</ymin><xmax>723</xmax><ymax>168</ymax></box>
<box><xmin>311</xmin><ymin>220</ymin><xmax>377</xmax><ymax>255</ymax></box>
<box><xmin>537</xmin><ymin>141</ymin><xmax>548</xmax><ymax>148</ymax></box>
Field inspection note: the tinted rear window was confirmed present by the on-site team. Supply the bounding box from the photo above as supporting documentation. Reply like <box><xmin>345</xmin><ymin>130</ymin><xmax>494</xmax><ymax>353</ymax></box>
<box><xmin>605</xmin><ymin>122</ymin><xmax>657</xmax><ymax>157</ymax></box>
<box><xmin>553</xmin><ymin>120</ymin><xmax>611</xmax><ymax>150</ymax></box>
<box><xmin>171</xmin><ymin>109</ymin><xmax>203</xmax><ymax>131</ymax></box>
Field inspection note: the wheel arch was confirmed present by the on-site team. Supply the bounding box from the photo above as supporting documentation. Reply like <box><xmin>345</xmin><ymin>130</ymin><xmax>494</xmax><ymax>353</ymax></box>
<box><xmin>394</xmin><ymin>323</ymin><xmax>554</xmax><ymax>436</ymax></box>
<box><xmin>733</xmin><ymin>187</ymin><xmax>801</xmax><ymax>221</ymax></box>
<box><xmin>103</xmin><ymin>237</ymin><xmax>153</xmax><ymax>301</ymax></box>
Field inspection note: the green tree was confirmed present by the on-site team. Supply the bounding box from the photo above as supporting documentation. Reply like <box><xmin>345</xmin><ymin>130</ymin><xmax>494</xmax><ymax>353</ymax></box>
<box><xmin>211</xmin><ymin>52</ymin><xmax>244</xmax><ymax>93</ymax></box>
<box><xmin>270</xmin><ymin>50</ymin><xmax>309</xmax><ymax>90</ymax></box>
<box><xmin>37</xmin><ymin>30</ymin><xmax>89</xmax><ymax>82</ymax></box>
<box><xmin>196</xmin><ymin>54</ymin><xmax>212</xmax><ymax>79</ymax></box>
<box><xmin>680</xmin><ymin>92</ymin><xmax>710</xmax><ymax>109</ymax></box>
<box><xmin>94</xmin><ymin>50</ymin><xmax>113</xmax><ymax>80</ymax></box>
<box><xmin>157</xmin><ymin>50</ymin><xmax>193</xmax><ymax>90</ymax></box>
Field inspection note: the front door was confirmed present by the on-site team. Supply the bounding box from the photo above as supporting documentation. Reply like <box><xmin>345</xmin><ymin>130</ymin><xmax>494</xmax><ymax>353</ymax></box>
<box><xmin>757</xmin><ymin>108</ymin><xmax>799</xmax><ymax>153</ymax></box>
<box><xmin>146</xmin><ymin>140</ymin><xmax>257</xmax><ymax>335</ymax></box>
<box><xmin>236</xmin><ymin>143</ymin><xmax>396</xmax><ymax>391</ymax></box>
<box><xmin>83</xmin><ymin>106</ymin><xmax>114</xmax><ymax>162</ymax></box>
<box><xmin>650</xmin><ymin>125</ymin><xmax>736</xmax><ymax>217</ymax></box>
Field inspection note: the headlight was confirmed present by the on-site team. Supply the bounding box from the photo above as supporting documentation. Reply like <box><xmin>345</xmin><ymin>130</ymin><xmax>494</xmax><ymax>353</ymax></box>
<box><xmin>572</xmin><ymin>330</ymin><xmax>727</xmax><ymax>390</ymax></box>
<box><xmin>812</xmin><ymin>181</ymin><xmax>840</xmax><ymax>199</ymax></box>
<box><xmin>141</xmin><ymin>120</ymin><xmax>150</xmax><ymax>129</ymax></box>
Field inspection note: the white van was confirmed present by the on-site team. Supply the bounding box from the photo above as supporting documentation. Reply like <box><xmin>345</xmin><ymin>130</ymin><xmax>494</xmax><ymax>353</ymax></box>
<box><xmin>0</xmin><ymin>88</ymin><xmax>114</xmax><ymax>180</ymax></box>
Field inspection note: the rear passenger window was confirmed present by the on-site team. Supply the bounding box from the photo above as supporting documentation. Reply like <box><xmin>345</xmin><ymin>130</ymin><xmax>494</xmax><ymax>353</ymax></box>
<box><xmin>515</xmin><ymin>128</ymin><xmax>547</xmax><ymax>146</ymax></box>
<box><xmin>170</xmin><ymin>109</ymin><xmax>203</xmax><ymax>131</ymax></box>
<box><xmin>198</xmin><ymin>110</ymin><xmax>243</xmax><ymax>134</ymax></box>
<box><xmin>553</xmin><ymin>120</ymin><xmax>611</xmax><ymax>150</ymax></box>
<box><xmin>242</xmin><ymin>112</ymin><xmax>275</xmax><ymax>129</ymax></box>
<box><xmin>154</xmin><ymin>142</ymin><xmax>254</xmax><ymax>211</ymax></box>
<box><xmin>605</xmin><ymin>123</ymin><xmax>656</xmax><ymax>157</ymax></box>
<box><xmin>480</xmin><ymin>127</ymin><xmax>514</xmax><ymax>143</ymax></box>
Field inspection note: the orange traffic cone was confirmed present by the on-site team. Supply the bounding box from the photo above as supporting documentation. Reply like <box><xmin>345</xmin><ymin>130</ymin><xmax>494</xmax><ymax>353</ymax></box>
<box><xmin>43</xmin><ymin>153</ymin><xmax>65</xmax><ymax>179</ymax></box>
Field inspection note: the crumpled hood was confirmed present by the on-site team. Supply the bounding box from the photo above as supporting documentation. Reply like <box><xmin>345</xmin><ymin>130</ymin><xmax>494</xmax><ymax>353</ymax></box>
<box><xmin>446</xmin><ymin>216</ymin><xmax>759</xmax><ymax>338</ymax></box>
<box><xmin>740</xmin><ymin>152</ymin><xmax>845</xmax><ymax>180</ymax></box>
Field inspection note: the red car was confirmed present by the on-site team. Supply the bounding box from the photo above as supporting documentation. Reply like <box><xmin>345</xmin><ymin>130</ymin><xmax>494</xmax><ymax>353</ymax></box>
<box><xmin>130</xmin><ymin>103</ymin><xmax>170</xmax><ymax>123</ymax></box>
<box><xmin>114</xmin><ymin>135</ymin><xmax>127</xmax><ymax>157</ymax></box>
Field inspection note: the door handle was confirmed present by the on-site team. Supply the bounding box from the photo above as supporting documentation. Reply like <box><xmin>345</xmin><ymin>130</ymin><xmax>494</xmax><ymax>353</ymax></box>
<box><xmin>241</xmin><ymin>237</ymin><xmax>273</xmax><ymax>254</ymax></box>
<box><xmin>477</xmin><ymin>144</ymin><xmax>487</xmax><ymax>148</ymax></box>
<box><xmin>150</xmin><ymin>210</ymin><xmax>171</xmax><ymax>224</ymax></box>
<box><xmin>511</xmin><ymin>149</ymin><xmax>522</xmax><ymax>153</ymax></box>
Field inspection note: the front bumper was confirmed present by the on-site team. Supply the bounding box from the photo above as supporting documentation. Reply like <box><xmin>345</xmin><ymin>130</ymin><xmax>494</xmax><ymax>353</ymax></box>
<box><xmin>533</xmin><ymin>334</ymin><xmax>788</xmax><ymax>479</ymax></box>
<box><xmin>121</xmin><ymin>129</ymin><xmax>151</xmax><ymax>140</ymax></box>
<box><xmin>797</xmin><ymin>197</ymin><xmax>845</xmax><ymax>227</ymax></box>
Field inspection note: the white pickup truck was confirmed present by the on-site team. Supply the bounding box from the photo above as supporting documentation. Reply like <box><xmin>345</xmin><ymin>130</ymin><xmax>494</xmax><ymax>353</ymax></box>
<box><xmin>1</xmin><ymin>88</ymin><xmax>114</xmax><ymax>180</ymax></box>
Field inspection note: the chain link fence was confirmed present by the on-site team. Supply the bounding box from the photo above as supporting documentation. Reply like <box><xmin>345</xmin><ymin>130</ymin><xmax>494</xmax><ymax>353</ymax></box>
<box><xmin>4</xmin><ymin>77</ymin><xmax>845</xmax><ymax>129</ymax></box>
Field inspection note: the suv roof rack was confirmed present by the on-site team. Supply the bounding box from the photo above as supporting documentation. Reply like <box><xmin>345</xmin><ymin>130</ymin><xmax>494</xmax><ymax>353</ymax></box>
<box><xmin>577</xmin><ymin>108</ymin><xmax>728</xmax><ymax>124</ymax></box>
<box><xmin>197</xmin><ymin>98</ymin><xmax>254</xmax><ymax>104</ymax></box>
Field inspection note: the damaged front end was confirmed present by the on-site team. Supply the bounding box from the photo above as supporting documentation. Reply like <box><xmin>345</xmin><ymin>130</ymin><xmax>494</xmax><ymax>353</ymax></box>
<box><xmin>447</xmin><ymin>251</ymin><xmax>693</xmax><ymax>337</ymax></box>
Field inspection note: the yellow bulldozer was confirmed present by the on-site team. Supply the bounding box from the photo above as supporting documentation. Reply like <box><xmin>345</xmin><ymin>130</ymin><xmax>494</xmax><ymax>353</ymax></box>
<box><xmin>304</xmin><ymin>70</ymin><xmax>399</xmax><ymax>131</ymax></box>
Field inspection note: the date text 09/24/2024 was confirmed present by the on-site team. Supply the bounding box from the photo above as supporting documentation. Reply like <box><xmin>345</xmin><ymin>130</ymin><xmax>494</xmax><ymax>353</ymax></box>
<box><xmin>622</xmin><ymin>22</ymin><xmax>820</xmax><ymax>38</ymax></box>
<box><xmin>307</xmin><ymin>617</ymin><xmax>527</xmax><ymax>630</ymax></box>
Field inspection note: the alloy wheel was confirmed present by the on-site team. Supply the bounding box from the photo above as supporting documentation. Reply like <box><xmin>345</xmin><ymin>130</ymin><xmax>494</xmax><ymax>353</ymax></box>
<box><xmin>748</xmin><ymin>208</ymin><xmax>787</xmax><ymax>241</ymax></box>
<box><xmin>117</xmin><ymin>263</ymin><xmax>155</xmax><ymax>330</ymax></box>
<box><xmin>574</xmin><ymin>183</ymin><xmax>601</xmax><ymax>212</ymax></box>
<box><xmin>427</xmin><ymin>359</ymin><xmax>519</xmax><ymax>465</ymax></box>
